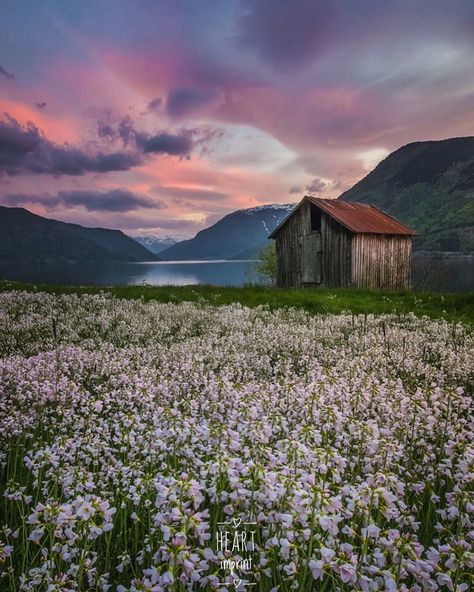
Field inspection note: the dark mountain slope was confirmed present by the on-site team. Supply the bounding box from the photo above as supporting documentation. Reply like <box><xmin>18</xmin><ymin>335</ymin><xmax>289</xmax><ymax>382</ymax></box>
<box><xmin>0</xmin><ymin>206</ymin><xmax>157</xmax><ymax>262</ymax></box>
<box><xmin>339</xmin><ymin>137</ymin><xmax>474</xmax><ymax>251</ymax></box>
<box><xmin>160</xmin><ymin>204</ymin><xmax>295</xmax><ymax>260</ymax></box>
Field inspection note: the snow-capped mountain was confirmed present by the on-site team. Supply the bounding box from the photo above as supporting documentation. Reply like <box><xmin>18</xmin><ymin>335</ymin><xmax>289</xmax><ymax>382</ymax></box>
<box><xmin>159</xmin><ymin>203</ymin><xmax>295</xmax><ymax>260</ymax></box>
<box><xmin>132</xmin><ymin>235</ymin><xmax>180</xmax><ymax>255</ymax></box>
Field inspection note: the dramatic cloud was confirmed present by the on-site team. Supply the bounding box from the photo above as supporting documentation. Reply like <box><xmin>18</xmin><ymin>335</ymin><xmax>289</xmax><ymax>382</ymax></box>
<box><xmin>95</xmin><ymin>114</ymin><xmax>195</xmax><ymax>157</ymax></box>
<box><xmin>147</xmin><ymin>97</ymin><xmax>163</xmax><ymax>112</ymax></box>
<box><xmin>3</xmin><ymin>188</ymin><xmax>161</xmax><ymax>212</ymax></box>
<box><xmin>166</xmin><ymin>87</ymin><xmax>223</xmax><ymax>119</ymax></box>
<box><xmin>289</xmin><ymin>177</ymin><xmax>339</xmax><ymax>196</ymax></box>
<box><xmin>96</xmin><ymin>115</ymin><xmax>135</xmax><ymax>146</ymax></box>
<box><xmin>2</xmin><ymin>193</ymin><xmax>57</xmax><ymax>209</ymax></box>
<box><xmin>0</xmin><ymin>115</ymin><xmax>200</xmax><ymax>177</ymax></box>
<box><xmin>289</xmin><ymin>187</ymin><xmax>302</xmax><ymax>195</ymax></box>
<box><xmin>239</xmin><ymin>0</ymin><xmax>336</xmax><ymax>69</ymax></box>
<box><xmin>238</xmin><ymin>0</ymin><xmax>474</xmax><ymax>73</ymax></box>
<box><xmin>118</xmin><ymin>116</ymin><xmax>135</xmax><ymax>146</ymax></box>
<box><xmin>0</xmin><ymin>63</ymin><xmax>15</xmax><ymax>79</ymax></box>
<box><xmin>306</xmin><ymin>178</ymin><xmax>328</xmax><ymax>194</ymax></box>
<box><xmin>39</xmin><ymin>149</ymin><xmax>143</xmax><ymax>177</ymax></box>
<box><xmin>135</xmin><ymin>130</ymin><xmax>193</xmax><ymax>156</ymax></box>
<box><xmin>0</xmin><ymin>116</ymin><xmax>143</xmax><ymax>176</ymax></box>
<box><xmin>57</xmin><ymin>189</ymin><xmax>158</xmax><ymax>212</ymax></box>
<box><xmin>97</xmin><ymin>120</ymin><xmax>116</xmax><ymax>141</ymax></box>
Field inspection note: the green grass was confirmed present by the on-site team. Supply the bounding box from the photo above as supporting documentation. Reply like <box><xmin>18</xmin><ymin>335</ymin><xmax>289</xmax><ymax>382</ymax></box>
<box><xmin>1</xmin><ymin>279</ymin><xmax>473</xmax><ymax>324</ymax></box>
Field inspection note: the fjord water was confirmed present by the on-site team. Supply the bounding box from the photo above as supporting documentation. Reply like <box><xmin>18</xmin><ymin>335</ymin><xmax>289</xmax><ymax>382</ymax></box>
<box><xmin>0</xmin><ymin>260</ymin><xmax>252</xmax><ymax>287</ymax></box>
<box><xmin>0</xmin><ymin>255</ymin><xmax>472</xmax><ymax>291</ymax></box>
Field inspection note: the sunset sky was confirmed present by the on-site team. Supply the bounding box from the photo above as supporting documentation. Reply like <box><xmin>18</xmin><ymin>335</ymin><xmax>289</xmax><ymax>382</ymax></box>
<box><xmin>1</xmin><ymin>0</ymin><xmax>473</xmax><ymax>237</ymax></box>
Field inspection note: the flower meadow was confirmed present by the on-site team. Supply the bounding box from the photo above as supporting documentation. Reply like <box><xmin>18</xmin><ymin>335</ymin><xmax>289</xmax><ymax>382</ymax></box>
<box><xmin>0</xmin><ymin>291</ymin><xmax>473</xmax><ymax>592</ymax></box>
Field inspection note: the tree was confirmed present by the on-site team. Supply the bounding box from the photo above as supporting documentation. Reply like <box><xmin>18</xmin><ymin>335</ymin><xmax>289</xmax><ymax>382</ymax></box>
<box><xmin>246</xmin><ymin>242</ymin><xmax>277</xmax><ymax>286</ymax></box>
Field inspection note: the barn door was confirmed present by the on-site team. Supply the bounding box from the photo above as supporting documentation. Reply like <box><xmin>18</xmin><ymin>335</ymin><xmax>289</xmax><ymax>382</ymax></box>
<box><xmin>302</xmin><ymin>233</ymin><xmax>322</xmax><ymax>284</ymax></box>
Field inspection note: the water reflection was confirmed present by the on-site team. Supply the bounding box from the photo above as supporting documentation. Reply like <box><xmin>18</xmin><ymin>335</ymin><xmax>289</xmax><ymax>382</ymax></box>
<box><xmin>412</xmin><ymin>254</ymin><xmax>473</xmax><ymax>292</ymax></box>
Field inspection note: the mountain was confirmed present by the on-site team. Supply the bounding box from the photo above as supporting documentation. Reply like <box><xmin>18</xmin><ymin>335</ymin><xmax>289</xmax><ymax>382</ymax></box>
<box><xmin>0</xmin><ymin>206</ymin><xmax>157</xmax><ymax>262</ymax></box>
<box><xmin>160</xmin><ymin>204</ymin><xmax>295</xmax><ymax>260</ymax></box>
<box><xmin>339</xmin><ymin>137</ymin><xmax>474</xmax><ymax>252</ymax></box>
<box><xmin>132</xmin><ymin>235</ymin><xmax>179</xmax><ymax>255</ymax></box>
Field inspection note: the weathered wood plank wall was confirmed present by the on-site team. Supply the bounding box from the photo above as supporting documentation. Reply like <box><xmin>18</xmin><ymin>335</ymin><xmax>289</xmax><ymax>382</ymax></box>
<box><xmin>302</xmin><ymin>232</ymin><xmax>322</xmax><ymax>284</ymax></box>
<box><xmin>321</xmin><ymin>214</ymin><xmax>352</xmax><ymax>288</ymax></box>
<box><xmin>351</xmin><ymin>234</ymin><xmax>412</xmax><ymax>290</ymax></box>
<box><xmin>275</xmin><ymin>201</ymin><xmax>307</xmax><ymax>287</ymax></box>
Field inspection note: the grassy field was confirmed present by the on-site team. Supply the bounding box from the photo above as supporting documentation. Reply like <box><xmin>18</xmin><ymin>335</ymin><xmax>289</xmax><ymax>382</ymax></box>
<box><xmin>0</xmin><ymin>279</ymin><xmax>473</xmax><ymax>324</ymax></box>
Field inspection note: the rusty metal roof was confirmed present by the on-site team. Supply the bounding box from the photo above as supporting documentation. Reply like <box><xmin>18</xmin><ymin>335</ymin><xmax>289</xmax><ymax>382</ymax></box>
<box><xmin>269</xmin><ymin>197</ymin><xmax>416</xmax><ymax>237</ymax></box>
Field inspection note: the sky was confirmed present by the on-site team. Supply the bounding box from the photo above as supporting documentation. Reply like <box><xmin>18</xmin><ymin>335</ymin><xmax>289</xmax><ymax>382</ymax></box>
<box><xmin>1</xmin><ymin>0</ymin><xmax>473</xmax><ymax>237</ymax></box>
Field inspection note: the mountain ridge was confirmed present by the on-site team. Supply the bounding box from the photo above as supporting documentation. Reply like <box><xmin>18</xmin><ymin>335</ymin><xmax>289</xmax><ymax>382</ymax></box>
<box><xmin>0</xmin><ymin>206</ymin><xmax>157</xmax><ymax>262</ymax></box>
<box><xmin>338</xmin><ymin>136</ymin><xmax>474</xmax><ymax>251</ymax></box>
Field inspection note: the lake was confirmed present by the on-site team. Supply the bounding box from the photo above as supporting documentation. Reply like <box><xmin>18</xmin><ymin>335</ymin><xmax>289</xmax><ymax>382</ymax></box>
<box><xmin>0</xmin><ymin>260</ymin><xmax>253</xmax><ymax>288</ymax></box>
<box><xmin>0</xmin><ymin>255</ymin><xmax>472</xmax><ymax>291</ymax></box>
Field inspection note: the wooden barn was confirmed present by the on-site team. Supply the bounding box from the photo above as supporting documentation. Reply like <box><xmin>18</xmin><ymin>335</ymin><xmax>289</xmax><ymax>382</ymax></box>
<box><xmin>269</xmin><ymin>197</ymin><xmax>416</xmax><ymax>290</ymax></box>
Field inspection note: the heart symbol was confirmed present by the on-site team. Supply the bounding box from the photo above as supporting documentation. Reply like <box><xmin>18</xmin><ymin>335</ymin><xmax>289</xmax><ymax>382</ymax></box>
<box><xmin>234</xmin><ymin>578</ymin><xmax>241</xmax><ymax>589</ymax></box>
<box><xmin>232</xmin><ymin>517</ymin><xmax>241</xmax><ymax>528</ymax></box>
